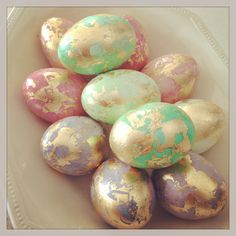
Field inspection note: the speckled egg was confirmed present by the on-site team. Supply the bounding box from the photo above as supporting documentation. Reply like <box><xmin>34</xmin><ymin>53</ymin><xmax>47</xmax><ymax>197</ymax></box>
<box><xmin>152</xmin><ymin>152</ymin><xmax>228</xmax><ymax>220</ymax></box>
<box><xmin>110</xmin><ymin>102</ymin><xmax>195</xmax><ymax>169</ymax></box>
<box><xmin>58</xmin><ymin>14</ymin><xmax>136</xmax><ymax>75</ymax></box>
<box><xmin>41</xmin><ymin>116</ymin><xmax>105</xmax><ymax>176</ymax></box>
<box><xmin>119</xmin><ymin>15</ymin><xmax>149</xmax><ymax>71</ymax></box>
<box><xmin>91</xmin><ymin>158</ymin><xmax>155</xmax><ymax>229</ymax></box>
<box><xmin>40</xmin><ymin>17</ymin><xmax>74</xmax><ymax>68</ymax></box>
<box><xmin>175</xmin><ymin>99</ymin><xmax>225</xmax><ymax>153</ymax></box>
<box><xmin>81</xmin><ymin>69</ymin><xmax>161</xmax><ymax>124</ymax></box>
<box><xmin>22</xmin><ymin>68</ymin><xmax>87</xmax><ymax>123</ymax></box>
<box><xmin>141</xmin><ymin>54</ymin><xmax>199</xmax><ymax>103</ymax></box>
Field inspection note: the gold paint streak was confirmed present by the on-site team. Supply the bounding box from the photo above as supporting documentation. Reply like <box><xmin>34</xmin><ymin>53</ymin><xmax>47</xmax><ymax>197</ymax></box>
<box><xmin>161</xmin><ymin>55</ymin><xmax>187</xmax><ymax>77</ymax></box>
<box><xmin>93</xmin><ymin>88</ymin><xmax>124</xmax><ymax>107</ymax></box>
<box><xmin>178</xmin><ymin>154</ymin><xmax>217</xmax><ymax>201</ymax></box>
<box><xmin>177</xmin><ymin>76</ymin><xmax>196</xmax><ymax>99</ymax></box>
<box><xmin>46</xmin><ymin>127</ymin><xmax>82</xmax><ymax>166</ymax></box>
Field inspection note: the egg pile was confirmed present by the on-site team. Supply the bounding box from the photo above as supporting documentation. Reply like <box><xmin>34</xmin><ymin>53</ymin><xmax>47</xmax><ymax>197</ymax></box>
<box><xmin>22</xmin><ymin>14</ymin><xmax>228</xmax><ymax>229</ymax></box>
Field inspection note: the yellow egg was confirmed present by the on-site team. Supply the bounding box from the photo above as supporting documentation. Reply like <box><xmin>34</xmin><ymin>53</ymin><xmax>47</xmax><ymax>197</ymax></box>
<box><xmin>176</xmin><ymin>99</ymin><xmax>225</xmax><ymax>153</ymax></box>
<box><xmin>91</xmin><ymin>159</ymin><xmax>155</xmax><ymax>228</ymax></box>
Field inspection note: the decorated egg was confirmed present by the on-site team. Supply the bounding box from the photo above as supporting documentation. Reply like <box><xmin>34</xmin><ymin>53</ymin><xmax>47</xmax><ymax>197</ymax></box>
<box><xmin>176</xmin><ymin>99</ymin><xmax>225</xmax><ymax>153</ymax></box>
<box><xmin>81</xmin><ymin>69</ymin><xmax>161</xmax><ymax>124</ymax></box>
<box><xmin>58</xmin><ymin>14</ymin><xmax>136</xmax><ymax>75</ymax></box>
<box><xmin>119</xmin><ymin>15</ymin><xmax>149</xmax><ymax>70</ymax></box>
<box><xmin>40</xmin><ymin>17</ymin><xmax>74</xmax><ymax>68</ymax></box>
<box><xmin>91</xmin><ymin>158</ymin><xmax>155</xmax><ymax>229</ymax></box>
<box><xmin>41</xmin><ymin>116</ymin><xmax>105</xmax><ymax>176</ymax></box>
<box><xmin>109</xmin><ymin>102</ymin><xmax>195</xmax><ymax>169</ymax></box>
<box><xmin>22</xmin><ymin>68</ymin><xmax>87</xmax><ymax>123</ymax></box>
<box><xmin>141</xmin><ymin>54</ymin><xmax>199</xmax><ymax>103</ymax></box>
<box><xmin>151</xmin><ymin>152</ymin><xmax>228</xmax><ymax>220</ymax></box>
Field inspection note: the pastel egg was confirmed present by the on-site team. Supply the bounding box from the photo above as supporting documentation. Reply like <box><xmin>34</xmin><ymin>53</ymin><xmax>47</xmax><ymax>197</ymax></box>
<box><xmin>119</xmin><ymin>15</ymin><xmax>149</xmax><ymax>71</ymax></box>
<box><xmin>141</xmin><ymin>54</ymin><xmax>199</xmax><ymax>103</ymax></box>
<box><xmin>81</xmin><ymin>69</ymin><xmax>161</xmax><ymax>124</ymax></box>
<box><xmin>22</xmin><ymin>68</ymin><xmax>87</xmax><ymax>123</ymax></box>
<box><xmin>41</xmin><ymin>17</ymin><xmax>74</xmax><ymax>68</ymax></box>
<box><xmin>91</xmin><ymin>158</ymin><xmax>155</xmax><ymax>228</ymax></box>
<box><xmin>109</xmin><ymin>102</ymin><xmax>195</xmax><ymax>169</ymax></box>
<box><xmin>58</xmin><ymin>14</ymin><xmax>136</xmax><ymax>75</ymax></box>
<box><xmin>151</xmin><ymin>152</ymin><xmax>228</xmax><ymax>220</ymax></box>
<box><xmin>176</xmin><ymin>99</ymin><xmax>225</xmax><ymax>153</ymax></box>
<box><xmin>41</xmin><ymin>116</ymin><xmax>105</xmax><ymax>176</ymax></box>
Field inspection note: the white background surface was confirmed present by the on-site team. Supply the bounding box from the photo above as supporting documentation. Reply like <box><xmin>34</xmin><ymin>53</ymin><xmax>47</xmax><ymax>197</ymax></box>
<box><xmin>188</xmin><ymin>8</ymin><xmax>228</xmax><ymax>55</ymax></box>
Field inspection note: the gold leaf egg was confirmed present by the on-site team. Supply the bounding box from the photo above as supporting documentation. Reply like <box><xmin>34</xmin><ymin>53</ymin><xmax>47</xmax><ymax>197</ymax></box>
<box><xmin>176</xmin><ymin>99</ymin><xmax>225</xmax><ymax>153</ymax></box>
<box><xmin>40</xmin><ymin>17</ymin><xmax>74</xmax><ymax>68</ymax></box>
<box><xmin>41</xmin><ymin>116</ymin><xmax>106</xmax><ymax>176</ymax></box>
<box><xmin>91</xmin><ymin>158</ymin><xmax>155</xmax><ymax>228</ymax></box>
<box><xmin>152</xmin><ymin>152</ymin><xmax>228</xmax><ymax>220</ymax></box>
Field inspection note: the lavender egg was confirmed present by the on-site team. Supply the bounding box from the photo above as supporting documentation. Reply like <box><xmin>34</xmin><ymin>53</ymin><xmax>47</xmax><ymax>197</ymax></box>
<box><xmin>41</xmin><ymin>17</ymin><xmax>74</xmax><ymax>68</ymax></box>
<box><xmin>41</xmin><ymin>116</ymin><xmax>106</xmax><ymax>176</ymax></box>
<box><xmin>152</xmin><ymin>152</ymin><xmax>228</xmax><ymax>220</ymax></box>
<box><xmin>91</xmin><ymin>158</ymin><xmax>155</xmax><ymax>228</ymax></box>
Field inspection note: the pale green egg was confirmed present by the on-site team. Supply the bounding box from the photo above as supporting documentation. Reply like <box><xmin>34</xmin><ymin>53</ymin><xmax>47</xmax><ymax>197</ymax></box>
<box><xmin>58</xmin><ymin>14</ymin><xmax>136</xmax><ymax>75</ymax></box>
<box><xmin>81</xmin><ymin>69</ymin><xmax>161</xmax><ymax>124</ymax></box>
<box><xmin>109</xmin><ymin>102</ymin><xmax>195</xmax><ymax>169</ymax></box>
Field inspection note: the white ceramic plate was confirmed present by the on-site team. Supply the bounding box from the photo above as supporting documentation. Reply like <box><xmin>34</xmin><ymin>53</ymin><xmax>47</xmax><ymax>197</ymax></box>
<box><xmin>7</xmin><ymin>7</ymin><xmax>229</xmax><ymax>229</ymax></box>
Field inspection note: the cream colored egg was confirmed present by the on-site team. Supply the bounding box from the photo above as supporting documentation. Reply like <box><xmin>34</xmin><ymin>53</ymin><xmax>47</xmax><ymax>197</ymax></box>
<box><xmin>176</xmin><ymin>99</ymin><xmax>225</xmax><ymax>153</ymax></box>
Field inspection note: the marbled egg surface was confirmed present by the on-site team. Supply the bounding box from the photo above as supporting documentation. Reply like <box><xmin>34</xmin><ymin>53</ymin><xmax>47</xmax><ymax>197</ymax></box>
<box><xmin>152</xmin><ymin>152</ymin><xmax>228</xmax><ymax>220</ymax></box>
<box><xmin>176</xmin><ymin>99</ymin><xmax>225</xmax><ymax>154</ymax></box>
<box><xmin>142</xmin><ymin>54</ymin><xmax>199</xmax><ymax>103</ymax></box>
<box><xmin>81</xmin><ymin>69</ymin><xmax>161</xmax><ymax>124</ymax></box>
<box><xmin>91</xmin><ymin>158</ymin><xmax>155</xmax><ymax>229</ymax></box>
<box><xmin>110</xmin><ymin>102</ymin><xmax>195</xmax><ymax>169</ymax></box>
<box><xmin>41</xmin><ymin>17</ymin><xmax>74</xmax><ymax>68</ymax></box>
<box><xmin>58</xmin><ymin>14</ymin><xmax>136</xmax><ymax>75</ymax></box>
<box><xmin>41</xmin><ymin>116</ymin><xmax>105</xmax><ymax>176</ymax></box>
<box><xmin>119</xmin><ymin>15</ymin><xmax>149</xmax><ymax>71</ymax></box>
<box><xmin>22</xmin><ymin>68</ymin><xmax>87</xmax><ymax>123</ymax></box>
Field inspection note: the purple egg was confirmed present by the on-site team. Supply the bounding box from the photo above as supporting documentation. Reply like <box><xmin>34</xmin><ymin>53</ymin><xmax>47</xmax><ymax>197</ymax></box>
<box><xmin>152</xmin><ymin>152</ymin><xmax>228</xmax><ymax>220</ymax></box>
<box><xmin>40</xmin><ymin>116</ymin><xmax>106</xmax><ymax>176</ymax></box>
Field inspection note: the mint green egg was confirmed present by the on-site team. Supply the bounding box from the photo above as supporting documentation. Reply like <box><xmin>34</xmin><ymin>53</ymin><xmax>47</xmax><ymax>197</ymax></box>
<box><xmin>109</xmin><ymin>102</ymin><xmax>195</xmax><ymax>169</ymax></box>
<box><xmin>58</xmin><ymin>14</ymin><xmax>136</xmax><ymax>75</ymax></box>
<box><xmin>81</xmin><ymin>69</ymin><xmax>161</xmax><ymax>124</ymax></box>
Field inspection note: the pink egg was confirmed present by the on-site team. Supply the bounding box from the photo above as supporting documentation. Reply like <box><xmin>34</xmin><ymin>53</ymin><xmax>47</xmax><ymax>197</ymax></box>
<box><xmin>142</xmin><ymin>54</ymin><xmax>199</xmax><ymax>103</ymax></box>
<box><xmin>22</xmin><ymin>68</ymin><xmax>87</xmax><ymax>123</ymax></box>
<box><xmin>41</xmin><ymin>17</ymin><xmax>74</xmax><ymax>68</ymax></box>
<box><xmin>119</xmin><ymin>15</ymin><xmax>149</xmax><ymax>71</ymax></box>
